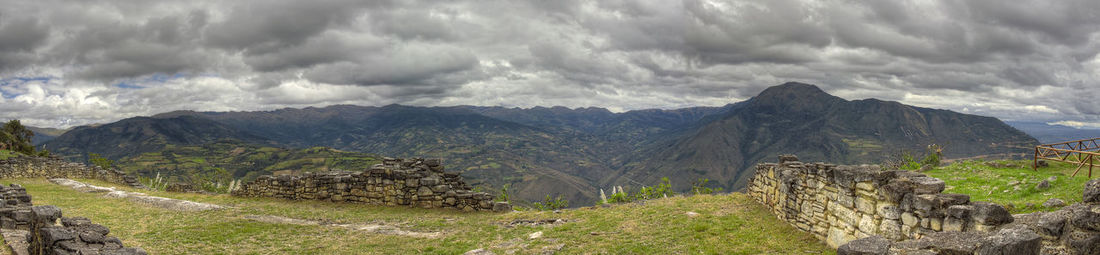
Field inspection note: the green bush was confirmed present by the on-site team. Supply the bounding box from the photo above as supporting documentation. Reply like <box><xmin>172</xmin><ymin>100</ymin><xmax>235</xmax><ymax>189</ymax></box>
<box><xmin>496</xmin><ymin>184</ymin><xmax>511</xmax><ymax>203</ymax></box>
<box><xmin>604</xmin><ymin>177</ymin><xmax>677</xmax><ymax>204</ymax></box>
<box><xmin>89</xmin><ymin>153</ymin><xmax>115</xmax><ymax>170</ymax></box>
<box><xmin>691</xmin><ymin>178</ymin><xmax>723</xmax><ymax>195</ymax></box>
<box><xmin>533</xmin><ymin>194</ymin><xmax>568</xmax><ymax>211</ymax></box>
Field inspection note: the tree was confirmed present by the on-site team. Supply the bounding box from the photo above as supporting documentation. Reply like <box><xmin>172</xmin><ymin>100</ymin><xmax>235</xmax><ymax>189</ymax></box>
<box><xmin>89</xmin><ymin>153</ymin><xmax>114</xmax><ymax>170</ymax></box>
<box><xmin>0</xmin><ymin>120</ymin><xmax>35</xmax><ymax>155</ymax></box>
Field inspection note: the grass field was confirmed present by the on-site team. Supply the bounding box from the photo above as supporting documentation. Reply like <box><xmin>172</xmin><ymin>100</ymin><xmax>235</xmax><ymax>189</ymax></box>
<box><xmin>6</xmin><ymin>178</ymin><xmax>831</xmax><ymax>255</ymax></box>
<box><xmin>924</xmin><ymin>159</ymin><xmax>1095</xmax><ymax>214</ymax></box>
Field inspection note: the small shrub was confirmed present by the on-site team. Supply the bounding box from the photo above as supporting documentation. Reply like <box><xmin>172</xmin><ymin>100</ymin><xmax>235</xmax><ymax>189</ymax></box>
<box><xmin>920</xmin><ymin>144</ymin><xmax>943</xmax><ymax>167</ymax></box>
<box><xmin>496</xmin><ymin>184</ymin><xmax>510</xmax><ymax>203</ymax></box>
<box><xmin>691</xmin><ymin>178</ymin><xmax>723</xmax><ymax>195</ymax></box>
<box><xmin>533</xmin><ymin>194</ymin><xmax>568</xmax><ymax>211</ymax></box>
<box><xmin>142</xmin><ymin>172</ymin><xmax>169</xmax><ymax>191</ymax></box>
<box><xmin>88</xmin><ymin>153</ymin><xmax>114</xmax><ymax>170</ymax></box>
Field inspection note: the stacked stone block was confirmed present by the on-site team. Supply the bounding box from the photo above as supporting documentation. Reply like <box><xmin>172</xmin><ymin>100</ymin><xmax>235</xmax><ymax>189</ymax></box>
<box><xmin>839</xmin><ymin>179</ymin><xmax>1100</xmax><ymax>254</ymax></box>
<box><xmin>0</xmin><ymin>156</ymin><xmax>146</xmax><ymax>189</ymax></box>
<box><xmin>0</xmin><ymin>184</ymin><xmax>35</xmax><ymax>230</ymax></box>
<box><xmin>747</xmin><ymin>155</ymin><xmax>1014</xmax><ymax>248</ymax></box>
<box><xmin>0</xmin><ymin>184</ymin><xmax>145</xmax><ymax>254</ymax></box>
<box><xmin>26</xmin><ymin>206</ymin><xmax>146</xmax><ymax>255</ymax></box>
<box><xmin>233</xmin><ymin>157</ymin><xmax>510</xmax><ymax>212</ymax></box>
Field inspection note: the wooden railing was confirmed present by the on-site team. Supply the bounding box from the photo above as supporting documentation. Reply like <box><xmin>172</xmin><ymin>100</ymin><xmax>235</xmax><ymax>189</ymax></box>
<box><xmin>1034</xmin><ymin>138</ymin><xmax>1100</xmax><ymax>177</ymax></box>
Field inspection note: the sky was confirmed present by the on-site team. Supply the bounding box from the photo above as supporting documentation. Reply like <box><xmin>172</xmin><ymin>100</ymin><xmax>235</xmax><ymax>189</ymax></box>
<box><xmin>0</xmin><ymin>0</ymin><xmax>1098</xmax><ymax>129</ymax></box>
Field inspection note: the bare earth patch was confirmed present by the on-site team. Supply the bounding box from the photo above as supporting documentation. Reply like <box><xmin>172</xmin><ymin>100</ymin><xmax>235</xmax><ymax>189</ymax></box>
<box><xmin>48</xmin><ymin>178</ymin><xmax>224</xmax><ymax>211</ymax></box>
<box><xmin>241</xmin><ymin>215</ymin><xmax>442</xmax><ymax>238</ymax></box>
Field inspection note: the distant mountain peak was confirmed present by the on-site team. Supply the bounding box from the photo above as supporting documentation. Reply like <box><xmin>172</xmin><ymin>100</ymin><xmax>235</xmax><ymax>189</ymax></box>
<box><xmin>749</xmin><ymin>82</ymin><xmax>845</xmax><ymax>112</ymax></box>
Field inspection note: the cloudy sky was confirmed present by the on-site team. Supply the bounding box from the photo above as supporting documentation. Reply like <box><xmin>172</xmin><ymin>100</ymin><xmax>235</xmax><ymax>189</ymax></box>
<box><xmin>1</xmin><ymin>0</ymin><xmax>1098</xmax><ymax>129</ymax></box>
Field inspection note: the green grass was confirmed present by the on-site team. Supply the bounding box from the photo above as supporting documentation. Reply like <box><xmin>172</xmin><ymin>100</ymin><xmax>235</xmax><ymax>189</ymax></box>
<box><xmin>924</xmin><ymin>159</ymin><xmax>1096</xmax><ymax>214</ymax></box>
<box><xmin>0</xmin><ymin>150</ymin><xmax>14</xmax><ymax>160</ymax></box>
<box><xmin>7</xmin><ymin>178</ymin><xmax>831</xmax><ymax>255</ymax></box>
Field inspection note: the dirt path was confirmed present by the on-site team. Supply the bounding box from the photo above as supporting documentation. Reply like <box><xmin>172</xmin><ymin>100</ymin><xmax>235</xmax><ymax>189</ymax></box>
<box><xmin>48</xmin><ymin>178</ymin><xmax>224</xmax><ymax>211</ymax></box>
<box><xmin>241</xmin><ymin>215</ymin><xmax>443</xmax><ymax>238</ymax></box>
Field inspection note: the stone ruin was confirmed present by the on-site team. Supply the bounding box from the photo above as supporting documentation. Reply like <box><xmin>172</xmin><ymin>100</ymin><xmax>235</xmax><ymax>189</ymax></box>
<box><xmin>749</xmin><ymin>155</ymin><xmax>1100</xmax><ymax>254</ymax></box>
<box><xmin>839</xmin><ymin>179</ymin><xmax>1100</xmax><ymax>255</ymax></box>
<box><xmin>747</xmin><ymin>155</ymin><xmax>1015</xmax><ymax>247</ymax></box>
<box><xmin>233</xmin><ymin>157</ymin><xmax>511</xmax><ymax>212</ymax></box>
<box><xmin>0</xmin><ymin>156</ymin><xmax>146</xmax><ymax>189</ymax></box>
<box><xmin>0</xmin><ymin>184</ymin><xmax>145</xmax><ymax>255</ymax></box>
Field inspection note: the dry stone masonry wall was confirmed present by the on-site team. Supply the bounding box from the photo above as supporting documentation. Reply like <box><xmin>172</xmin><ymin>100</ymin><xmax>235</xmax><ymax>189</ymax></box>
<box><xmin>747</xmin><ymin>155</ymin><xmax>1014</xmax><ymax>248</ymax></box>
<box><xmin>0</xmin><ymin>156</ymin><xmax>146</xmax><ymax>189</ymax></box>
<box><xmin>233</xmin><ymin>157</ymin><xmax>510</xmax><ymax>212</ymax></box>
<box><xmin>837</xmin><ymin>179</ymin><xmax>1100</xmax><ymax>254</ymax></box>
<box><xmin>0</xmin><ymin>184</ymin><xmax>145</xmax><ymax>255</ymax></box>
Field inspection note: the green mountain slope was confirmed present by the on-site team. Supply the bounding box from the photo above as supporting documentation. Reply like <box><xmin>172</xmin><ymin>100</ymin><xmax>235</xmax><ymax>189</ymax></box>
<box><xmin>613</xmin><ymin>82</ymin><xmax>1038</xmax><ymax>192</ymax></box>
<box><xmin>41</xmin><ymin>115</ymin><xmax>273</xmax><ymax>162</ymax></box>
<box><xmin>114</xmin><ymin>140</ymin><xmax>382</xmax><ymax>183</ymax></box>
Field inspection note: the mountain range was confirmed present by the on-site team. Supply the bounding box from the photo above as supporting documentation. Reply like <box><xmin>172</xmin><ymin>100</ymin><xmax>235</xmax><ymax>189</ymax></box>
<box><xmin>38</xmin><ymin>82</ymin><xmax>1039</xmax><ymax>204</ymax></box>
<box><xmin>1005</xmin><ymin>121</ymin><xmax>1100</xmax><ymax>144</ymax></box>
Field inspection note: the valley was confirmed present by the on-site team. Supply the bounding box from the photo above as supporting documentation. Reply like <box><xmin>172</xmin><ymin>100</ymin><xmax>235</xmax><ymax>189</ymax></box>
<box><xmin>38</xmin><ymin>82</ymin><xmax>1039</xmax><ymax>206</ymax></box>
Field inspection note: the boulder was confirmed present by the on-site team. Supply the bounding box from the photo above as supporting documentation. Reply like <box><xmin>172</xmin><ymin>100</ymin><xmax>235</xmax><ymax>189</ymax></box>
<box><xmin>1042</xmin><ymin>198</ymin><xmax>1066</xmax><ymax>208</ymax></box>
<box><xmin>837</xmin><ymin>235</ymin><xmax>889</xmax><ymax>255</ymax></box>
<box><xmin>1070</xmin><ymin>205</ymin><xmax>1100</xmax><ymax>231</ymax></box>
<box><xmin>1085</xmin><ymin>179</ymin><xmax>1100</xmax><ymax>203</ymax></box>
<box><xmin>970</xmin><ymin>202</ymin><xmax>1013</xmax><ymax>225</ymax></box>
<box><xmin>910</xmin><ymin>177</ymin><xmax>946</xmax><ymax>194</ymax></box>
<box><xmin>1037</xmin><ymin>212</ymin><xmax>1067</xmax><ymax>237</ymax></box>
<box><xmin>31</xmin><ymin>205</ymin><xmax>61</xmax><ymax>225</ymax></box>
<box><xmin>1035</xmin><ymin>180</ymin><xmax>1050</xmax><ymax>190</ymax></box>
<box><xmin>778</xmin><ymin>155</ymin><xmax>799</xmax><ymax>164</ymax></box>
<box><xmin>975</xmin><ymin>227</ymin><xmax>1040</xmax><ymax>255</ymax></box>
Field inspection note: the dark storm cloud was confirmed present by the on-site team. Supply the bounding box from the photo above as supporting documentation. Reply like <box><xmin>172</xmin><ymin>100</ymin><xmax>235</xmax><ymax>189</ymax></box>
<box><xmin>0</xmin><ymin>16</ymin><xmax>49</xmax><ymax>71</ymax></box>
<box><xmin>0</xmin><ymin>0</ymin><xmax>1098</xmax><ymax>128</ymax></box>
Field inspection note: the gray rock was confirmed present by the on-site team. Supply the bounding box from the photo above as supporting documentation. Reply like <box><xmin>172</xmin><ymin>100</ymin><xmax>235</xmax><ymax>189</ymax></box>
<box><xmin>1035</xmin><ymin>180</ymin><xmax>1050</xmax><ymax>190</ymax></box>
<box><xmin>971</xmin><ymin>202</ymin><xmax>1014</xmax><ymax>225</ymax></box>
<box><xmin>919</xmin><ymin>164</ymin><xmax>932</xmax><ymax>172</ymax></box>
<box><xmin>910</xmin><ymin>176</ymin><xmax>946</xmax><ymax>194</ymax></box>
<box><xmin>1066</xmin><ymin>231</ymin><xmax>1100</xmax><ymax>255</ymax></box>
<box><xmin>1042</xmin><ymin>198</ymin><xmax>1066</xmax><ymax>208</ymax></box>
<box><xmin>1070</xmin><ymin>205</ymin><xmax>1100</xmax><ymax>231</ymax></box>
<box><xmin>924</xmin><ymin>231</ymin><xmax>982</xmax><ymax>254</ymax></box>
<box><xmin>1085</xmin><ymin>179</ymin><xmax>1100</xmax><ymax>203</ymax></box>
<box><xmin>31</xmin><ymin>205</ymin><xmax>61</xmax><ymax>225</ymax></box>
<box><xmin>492</xmin><ymin>202</ymin><xmax>512</xmax><ymax>212</ymax></box>
<box><xmin>778</xmin><ymin>154</ymin><xmax>799</xmax><ymax>164</ymax></box>
<box><xmin>416</xmin><ymin>187</ymin><xmax>433</xmax><ymax>197</ymax></box>
<box><xmin>464</xmin><ymin>248</ymin><xmax>496</xmax><ymax>255</ymax></box>
<box><xmin>1037</xmin><ymin>212</ymin><xmax>1067</xmax><ymax>237</ymax></box>
<box><xmin>975</xmin><ymin>227</ymin><xmax>1041</xmax><ymax>255</ymax></box>
<box><xmin>947</xmin><ymin>205</ymin><xmax>973</xmax><ymax>219</ymax></box>
<box><xmin>837</xmin><ymin>235</ymin><xmax>889</xmax><ymax>255</ymax></box>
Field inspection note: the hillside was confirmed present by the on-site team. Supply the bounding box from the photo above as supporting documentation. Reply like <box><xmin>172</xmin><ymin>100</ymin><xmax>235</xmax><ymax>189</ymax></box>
<box><xmin>613</xmin><ymin>82</ymin><xmax>1038</xmax><ymax>191</ymax></box>
<box><xmin>13</xmin><ymin>178</ymin><xmax>832</xmax><ymax>254</ymax></box>
<box><xmin>114</xmin><ymin>140</ymin><xmax>382</xmax><ymax>184</ymax></box>
<box><xmin>41</xmin><ymin>116</ymin><xmax>273</xmax><ymax>162</ymax></box>
<box><xmin>27</xmin><ymin>126</ymin><xmax>67</xmax><ymax>145</ymax></box>
<box><xmin>39</xmin><ymin>82</ymin><xmax>1038</xmax><ymax>205</ymax></box>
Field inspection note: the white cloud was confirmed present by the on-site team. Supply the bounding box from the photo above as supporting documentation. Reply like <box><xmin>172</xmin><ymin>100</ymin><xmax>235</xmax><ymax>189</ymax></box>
<box><xmin>0</xmin><ymin>0</ymin><xmax>1097</xmax><ymax>128</ymax></box>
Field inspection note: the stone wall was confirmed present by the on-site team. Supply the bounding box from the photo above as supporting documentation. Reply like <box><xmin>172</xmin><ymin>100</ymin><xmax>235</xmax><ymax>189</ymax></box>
<box><xmin>0</xmin><ymin>184</ymin><xmax>145</xmax><ymax>255</ymax></box>
<box><xmin>747</xmin><ymin>155</ymin><xmax>1014</xmax><ymax>248</ymax></box>
<box><xmin>233</xmin><ymin>157</ymin><xmax>510</xmax><ymax>212</ymax></box>
<box><xmin>0</xmin><ymin>156</ymin><xmax>146</xmax><ymax>189</ymax></box>
<box><xmin>838</xmin><ymin>179</ymin><xmax>1100</xmax><ymax>254</ymax></box>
